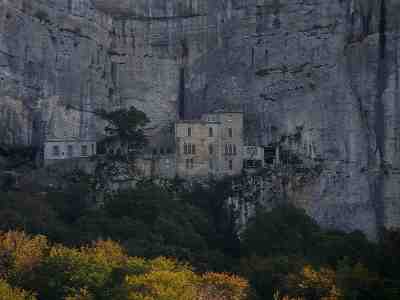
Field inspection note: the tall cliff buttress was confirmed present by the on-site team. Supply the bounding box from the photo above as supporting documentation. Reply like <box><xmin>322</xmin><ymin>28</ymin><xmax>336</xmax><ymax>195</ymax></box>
<box><xmin>1</xmin><ymin>0</ymin><xmax>400</xmax><ymax>239</ymax></box>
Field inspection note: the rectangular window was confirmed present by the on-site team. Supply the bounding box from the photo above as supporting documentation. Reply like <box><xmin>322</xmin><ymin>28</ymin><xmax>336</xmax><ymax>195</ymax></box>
<box><xmin>209</xmin><ymin>144</ymin><xmax>213</xmax><ymax>155</ymax></box>
<box><xmin>186</xmin><ymin>159</ymin><xmax>194</xmax><ymax>169</ymax></box>
<box><xmin>229</xmin><ymin>160</ymin><xmax>233</xmax><ymax>170</ymax></box>
<box><xmin>184</xmin><ymin>143</ymin><xmax>188</xmax><ymax>154</ymax></box>
<box><xmin>209</xmin><ymin>127</ymin><xmax>213</xmax><ymax>137</ymax></box>
<box><xmin>81</xmin><ymin>145</ymin><xmax>88</xmax><ymax>156</ymax></box>
<box><xmin>91</xmin><ymin>144</ymin><xmax>95</xmax><ymax>154</ymax></box>
<box><xmin>186</xmin><ymin>159</ymin><xmax>190</xmax><ymax>169</ymax></box>
<box><xmin>188</xmin><ymin>127</ymin><xmax>192</xmax><ymax>137</ymax></box>
<box><xmin>192</xmin><ymin>144</ymin><xmax>196</xmax><ymax>155</ymax></box>
<box><xmin>52</xmin><ymin>145</ymin><xmax>60</xmax><ymax>157</ymax></box>
<box><xmin>67</xmin><ymin>145</ymin><xmax>73</xmax><ymax>157</ymax></box>
<box><xmin>228</xmin><ymin>128</ymin><xmax>233</xmax><ymax>138</ymax></box>
<box><xmin>233</xmin><ymin>145</ymin><xmax>237</xmax><ymax>155</ymax></box>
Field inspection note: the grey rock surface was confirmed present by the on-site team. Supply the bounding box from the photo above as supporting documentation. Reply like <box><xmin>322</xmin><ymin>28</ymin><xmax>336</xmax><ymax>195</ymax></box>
<box><xmin>1</xmin><ymin>0</ymin><xmax>400</xmax><ymax>238</ymax></box>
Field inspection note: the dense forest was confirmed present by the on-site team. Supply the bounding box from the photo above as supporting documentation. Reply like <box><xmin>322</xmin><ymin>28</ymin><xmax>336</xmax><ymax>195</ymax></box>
<box><xmin>1</xmin><ymin>179</ymin><xmax>400</xmax><ymax>299</ymax></box>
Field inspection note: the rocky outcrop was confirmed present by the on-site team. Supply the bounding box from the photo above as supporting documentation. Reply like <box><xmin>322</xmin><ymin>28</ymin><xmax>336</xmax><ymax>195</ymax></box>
<box><xmin>1</xmin><ymin>0</ymin><xmax>400</xmax><ymax>239</ymax></box>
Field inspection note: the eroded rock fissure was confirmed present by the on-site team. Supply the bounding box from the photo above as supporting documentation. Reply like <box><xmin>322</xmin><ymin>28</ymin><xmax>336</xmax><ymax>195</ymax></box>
<box><xmin>374</xmin><ymin>0</ymin><xmax>388</xmax><ymax>237</ymax></box>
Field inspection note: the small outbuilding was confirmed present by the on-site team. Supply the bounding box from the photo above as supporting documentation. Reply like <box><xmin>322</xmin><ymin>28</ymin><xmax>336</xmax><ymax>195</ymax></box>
<box><xmin>44</xmin><ymin>139</ymin><xmax>97</xmax><ymax>165</ymax></box>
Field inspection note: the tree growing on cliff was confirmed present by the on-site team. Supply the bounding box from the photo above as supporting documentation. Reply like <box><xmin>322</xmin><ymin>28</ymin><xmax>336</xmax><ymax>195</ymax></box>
<box><xmin>96</xmin><ymin>106</ymin><xmax>149</xmax><ymax>159</ymax></box>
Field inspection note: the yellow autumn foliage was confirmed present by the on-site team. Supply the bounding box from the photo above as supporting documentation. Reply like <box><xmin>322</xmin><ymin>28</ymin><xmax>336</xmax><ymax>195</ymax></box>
<box><xmin>0</xmin><ymin>279</ymin><xmax>36</xmax><ymax>300</ymax></box>
<box><xmin>123</xmin><ymin>257</ymin><xmax>249</xmax><ymax>300</ymax></box>
<box><xmin>0</xmin><ymin>231</ymin><xmax>249</xmax><ymax>300</ymax></box>
<box><xmin>0</xmin><ymin>231</ymin><xmax>49</xmax><ymax>283</ymax></box>
<box><xmin>199</xmin><ymin>272</ymin><xmax>249</xmax><ymax>300</ymax></box>
<box><xmin>287</xmin><ymin>265</ymin><xmax>342</xmax><ymax>300</ymax></box>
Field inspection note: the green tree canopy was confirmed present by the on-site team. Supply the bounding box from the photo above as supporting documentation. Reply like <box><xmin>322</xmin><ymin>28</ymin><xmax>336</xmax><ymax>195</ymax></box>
<box><xmin>97</xmin><ymin>106</ymin><xmax>149</xmax><ymax>150</ymax></box>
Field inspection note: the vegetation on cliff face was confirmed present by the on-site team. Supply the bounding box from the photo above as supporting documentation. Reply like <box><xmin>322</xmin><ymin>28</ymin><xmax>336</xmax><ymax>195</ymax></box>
<box><xmin>96</xmin><ymin>106</ymin><xmax>150</xmax><ymax>157</ymax></box>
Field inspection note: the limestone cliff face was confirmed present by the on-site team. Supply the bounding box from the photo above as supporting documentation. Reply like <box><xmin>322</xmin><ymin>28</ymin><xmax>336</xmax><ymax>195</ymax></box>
<box><xmin>1</xmin><ymin>0</ymin><xmax>400</xmax><ymax>238</ymax></box>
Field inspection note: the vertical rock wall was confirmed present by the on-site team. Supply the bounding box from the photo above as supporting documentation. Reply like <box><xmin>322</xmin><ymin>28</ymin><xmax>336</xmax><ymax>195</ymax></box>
<box><xmin>1</xmin><ymin>0</ymin><xmax>400</xmax><ymax>238</ymax></box>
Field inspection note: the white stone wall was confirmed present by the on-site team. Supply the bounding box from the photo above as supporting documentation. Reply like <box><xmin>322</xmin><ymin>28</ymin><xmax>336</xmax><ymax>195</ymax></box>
<box><xmin>44</xmin><ymin>140</ymin><xmax>96</xmax><ymax>163</ymax></box>
<box><xmin>243</xmin><ymin>146</ymin><xmax>265</xmax><ymax>169</ymax></box>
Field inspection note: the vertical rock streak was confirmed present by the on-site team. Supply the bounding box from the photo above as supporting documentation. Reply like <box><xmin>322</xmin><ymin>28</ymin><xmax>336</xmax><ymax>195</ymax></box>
<box><xmin>374</xmin><ymin>0</ymin><xmax>388</xmax><ymax>237</ymax></box>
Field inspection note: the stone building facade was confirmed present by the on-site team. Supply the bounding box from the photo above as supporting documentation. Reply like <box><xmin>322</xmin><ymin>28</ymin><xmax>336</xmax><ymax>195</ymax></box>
<box><xmin>243</xmin><ymin>146</ymin><xmax>265</xmax><ymax>171</ymax></box>
<box><xmin>42</xmin><ymin>111</ymin><xmax>261</xmax><ymax>179</ymax></box>
<box><xmin>175</xmin><ymin>111</ymin><xmax>244</xmax><ymax>178</ymax></box>
<box><xmin>44</xmin><ymin>139</ymin><xmax>97</xmax><ymax>165</ymax></box>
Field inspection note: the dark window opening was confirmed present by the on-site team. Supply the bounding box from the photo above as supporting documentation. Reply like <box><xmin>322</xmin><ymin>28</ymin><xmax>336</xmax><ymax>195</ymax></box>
<box><xmin>209</xmin><ymin>127</ymin><xmax>213</xmax><ymax>137</ymax></box>
<box><xmin>186</xmin><ymin>158</ymin><xmax>194</xmax><ymax>169</ymax></box>
<box><xmin>52</xmin><ymin>145</ymin><xmax>60</xmax><ymax>157</ymax></box>
<box><xmin>229</xmin><ymin>160</ymin><xmax>233</xmax><ymax>170</ymax></box>
<box><xmin>244</xmin><ymin>160</ymin><xmax>262</xmax><ymax>169</ymax></box>
<box><xmin>67</xmin><ymin>145</ymin><xmax>73</xmax><ymax>157</ymax></box>
<box><xmin>228</xmin><ymin>128</ymin><xmax>233</xmax><ymax>138</ymax></box>
<box><xmin>188</xmin><ymin>127</ymin><xmax>192</xmax><ymax>137</ymax></box>
<box><xmin>81</xmin><ymin>145</ymin><xmax>88</xmax><ymax>156</ymax></box>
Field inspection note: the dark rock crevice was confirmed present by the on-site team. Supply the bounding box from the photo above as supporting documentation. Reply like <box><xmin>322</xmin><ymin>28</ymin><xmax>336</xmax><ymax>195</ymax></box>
<box><xmin>374</xmin><ymin>0</ymin><xmax>388</xmax><ymax>237</ymax></box>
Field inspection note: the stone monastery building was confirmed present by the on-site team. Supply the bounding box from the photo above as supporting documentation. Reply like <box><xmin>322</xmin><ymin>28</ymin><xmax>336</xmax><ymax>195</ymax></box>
<box><xmin>139</xmin><ymin>110</ymin><xmax>265</xmax><ymax>179</ymax></box>
<box><xmin>42</xmin><ymin>110</ymin><xmax>265</xmax><ymax>178</ymax></box>
<box><xmin>175</xmin><ymin>111</ymin><xmax>244</xmax><ymax>177</ymax></box>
